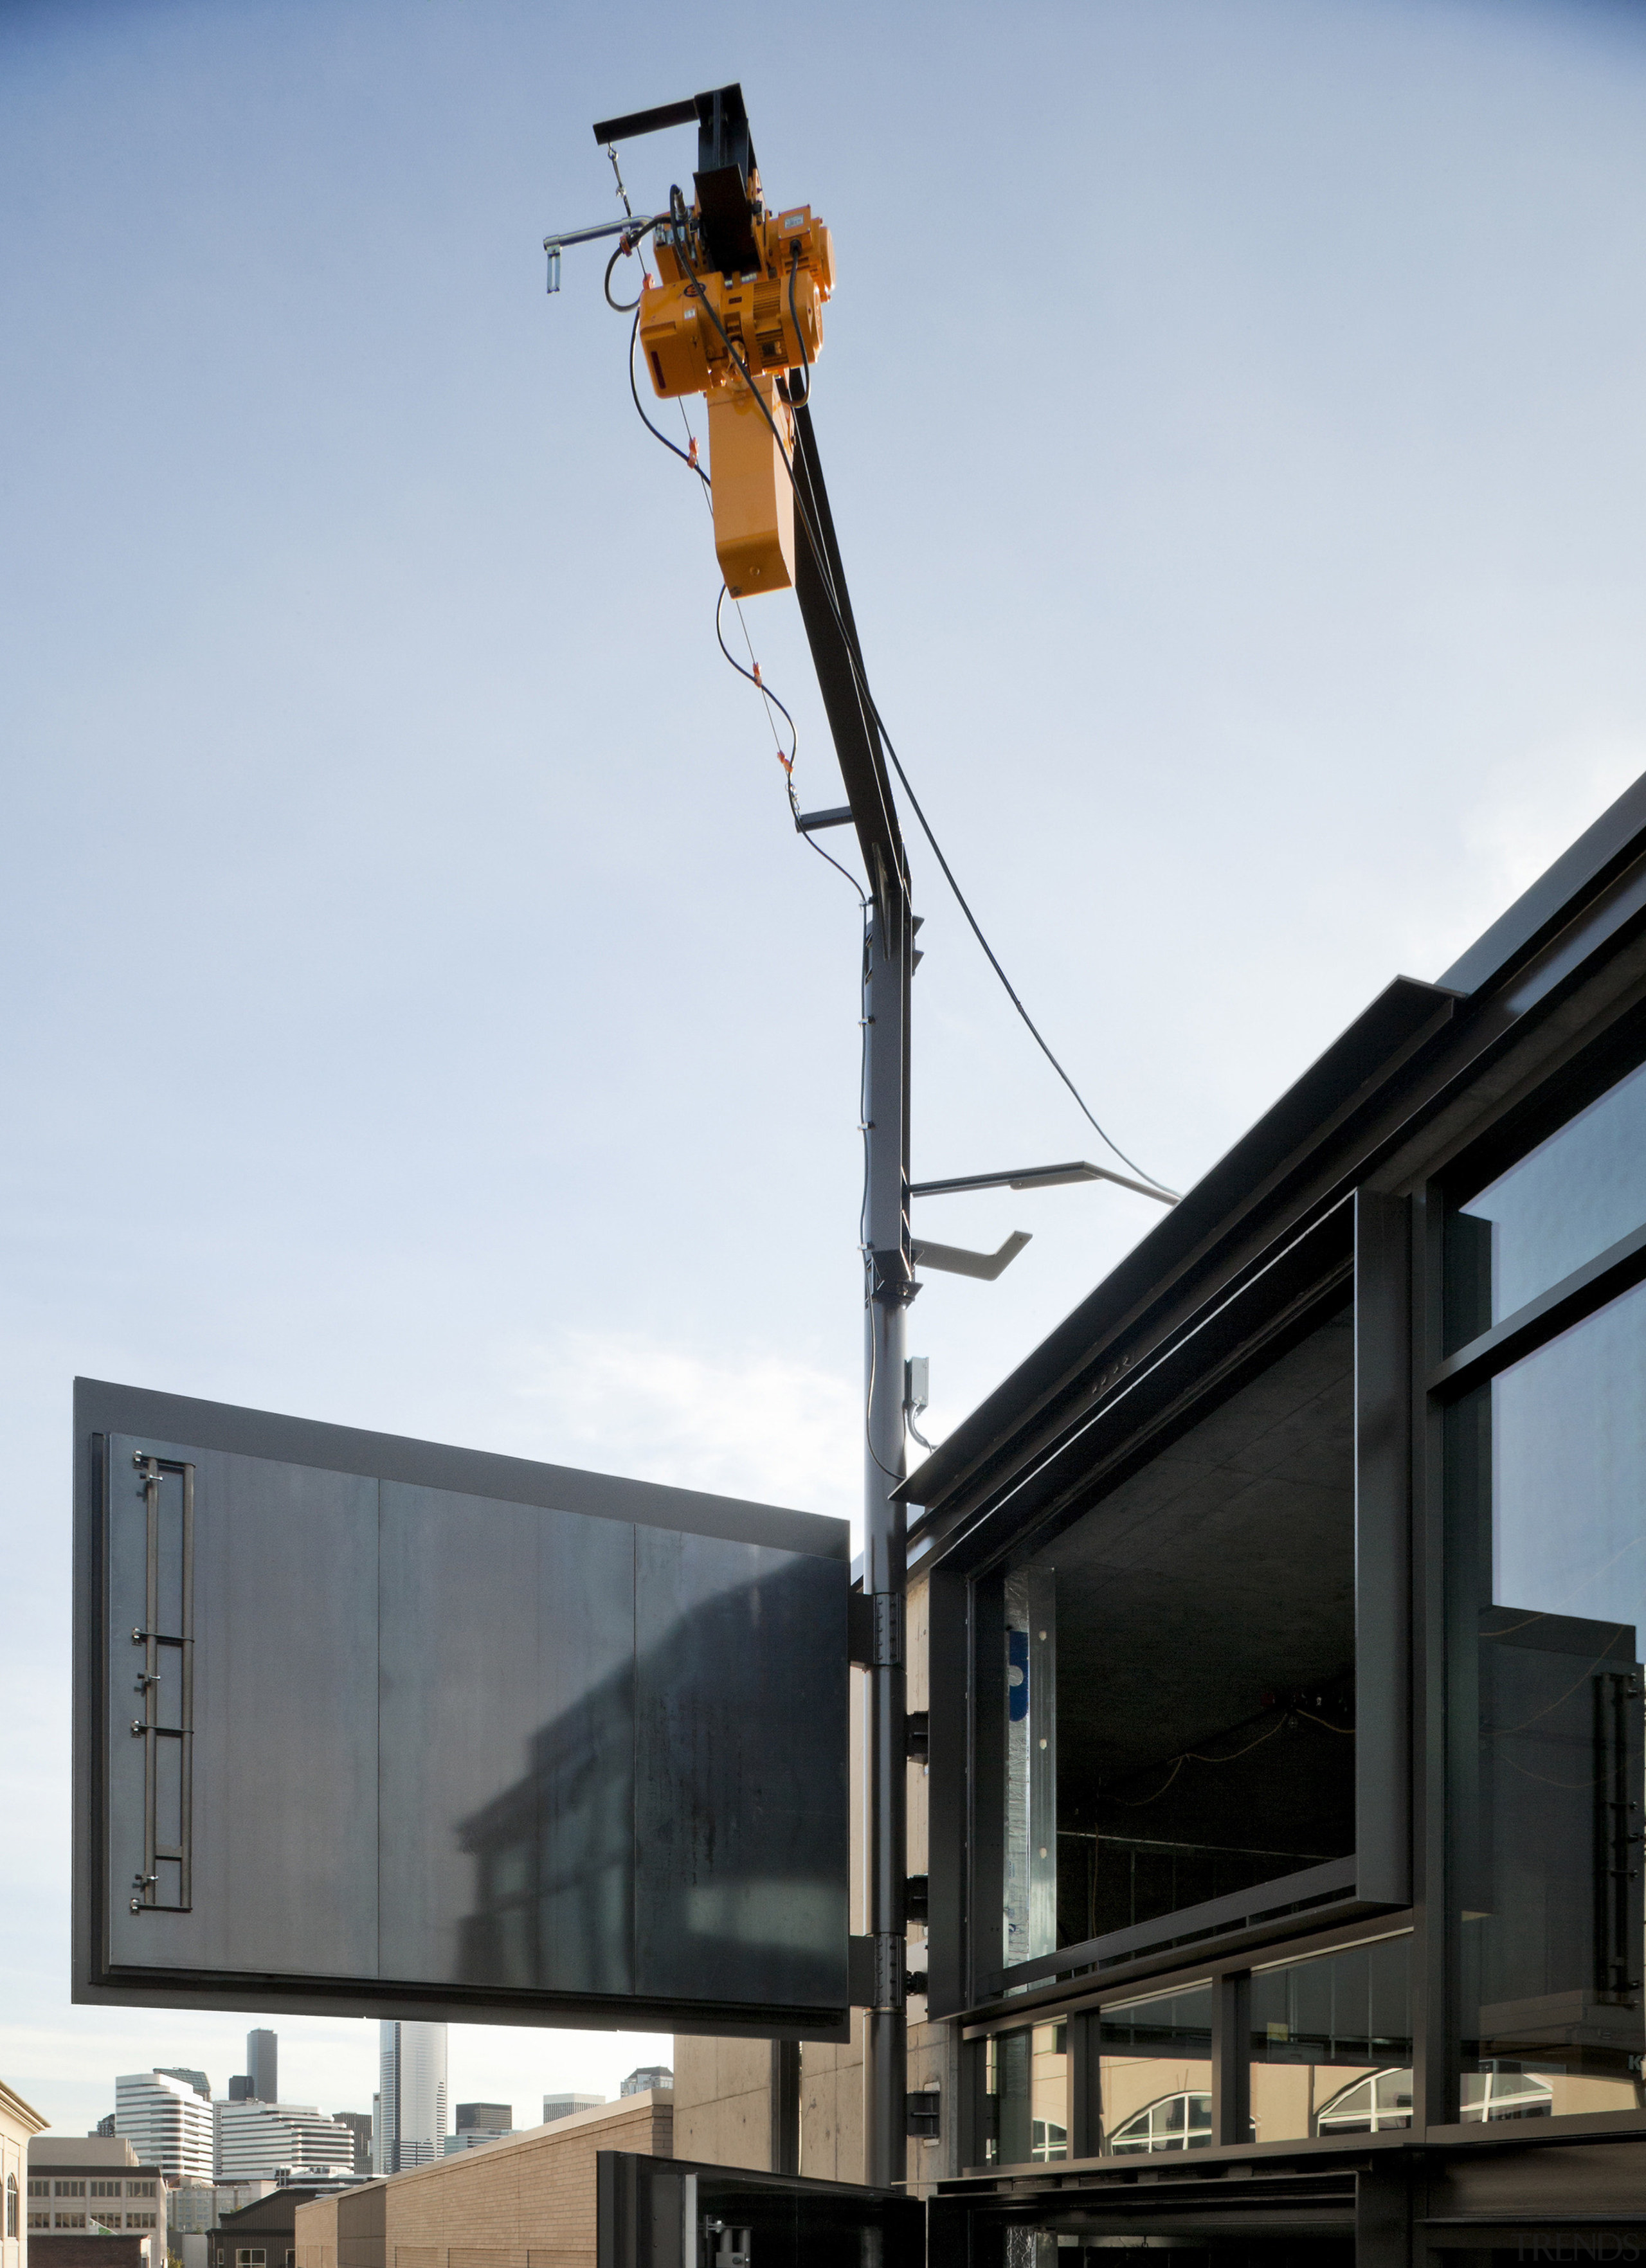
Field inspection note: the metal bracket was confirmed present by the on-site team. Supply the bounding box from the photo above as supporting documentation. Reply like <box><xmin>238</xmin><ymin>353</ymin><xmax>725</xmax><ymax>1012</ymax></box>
<box><xmin>905</xmin><ymin>1709</ymin><xmax>929</xmax><ymax>1763</ymax></box>
<box><xmin>848</xmin><ymin>1591</ymin><xmax>904</xmax><ymax>1668</ymax></box>
<box><xmin>869</xmin><ymin>1244</ymin><xmax>920</xmax><ymax>1307</ymax></box>
<box><xmin>848</xmin><ymin>1932</ymin><xmax>905</xmax><ymax>2011</ymax></box>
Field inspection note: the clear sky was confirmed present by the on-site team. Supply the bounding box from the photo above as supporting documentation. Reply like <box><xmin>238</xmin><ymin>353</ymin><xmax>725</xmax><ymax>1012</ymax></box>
<box><xmin>4</xmin><ymin>0</ymin><xmax>1645</xmax><ymax>2136</ymax></box>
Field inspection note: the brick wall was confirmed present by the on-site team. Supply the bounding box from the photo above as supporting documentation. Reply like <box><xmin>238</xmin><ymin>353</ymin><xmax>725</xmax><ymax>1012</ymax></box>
<box><xmin>293</xmin><ymin>2096</ymin><xmax>670</xmax><ymax>2268</ymax></box>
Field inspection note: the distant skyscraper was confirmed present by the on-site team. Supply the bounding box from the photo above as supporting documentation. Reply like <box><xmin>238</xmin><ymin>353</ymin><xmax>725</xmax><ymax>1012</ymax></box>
<box><xmin>618</xmin><ymin>2067</ymin><xmax>672</xmax><ymax>2098</ymax></box>
<box><xmin>246</xmin><ymin>2031</ymin><xmax>278</xmax><ymax>2104</ymax></box>
<box><xmin>113</xmin><ymin>2071</ymin><xmax>213</xmax><ymax>2182</ymax></box>
<box><xmin>376</xmin><ymin>2024</ymin><xmax>447</xmax><ymax>2174</ymax></box>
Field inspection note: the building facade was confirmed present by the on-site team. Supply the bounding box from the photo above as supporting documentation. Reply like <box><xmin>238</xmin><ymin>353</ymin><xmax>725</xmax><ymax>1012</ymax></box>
<box><xmin>26</xmin><ymin>2145</ymin><xmax>162</xmax><ymax>2245</ymax></box>
<box><xmin>373</xmin><ymin>2031</ymin><xmax>445</xmax><ymax>2177</ymax></box>
<box><xmin>1</xmin><ymin>2081</ymin><xmax>47</xmax><ymax>2268</ymax></box>
<box><xmin>293</xmin><ymin>2091</ymin><xmax>672</xmax><ymax>2268</ymax></box>
<box><xmin>668</xmin><ymin>771</ymin><xmax>1646</xmax><ymax>2258</ymax></box>
<box><xmin>113</xmin><ymin>2074</ymin><xmax>213</xmax><ymax>2185</ymax></box>
<box><xmin>214</xmin><ymin>2105</ymin><xmax>356</xmax><ymax>2186</ymax></box>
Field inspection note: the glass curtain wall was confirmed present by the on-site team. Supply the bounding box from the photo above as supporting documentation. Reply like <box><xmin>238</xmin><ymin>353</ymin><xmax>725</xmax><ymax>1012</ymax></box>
<box><xmin>1445</xmin><ymin>1054</ymin><xmax>1646</xmax><ymax>2122</ymax></box>
<box><xmin>1000</xmin><ymin>1296</ymin><xmax>1356</xmax><ymax>1963</ymax></box>
<box><xmin>1096</xmin><ymin>1982</ymin><xmax>1214</xmax><ymax>2154</ymax></box>
<box><xmin>1249</xmin><ymin>1933</ymin><xmax>1412</xmax><ymax>2141</ymax></box>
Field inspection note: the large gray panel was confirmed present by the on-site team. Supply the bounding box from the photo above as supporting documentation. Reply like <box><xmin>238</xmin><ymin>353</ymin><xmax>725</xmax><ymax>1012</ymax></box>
<box><xmin>105</xmin><ymin>1434</ymin><xmax>379</xmax><ymax>1979</ymax></box>
<box><xmin>377</xmin><ymin>1484</ymin><xmax>635</xmax><ymax>1995</ymax></box>
<box><xmin>634</xmin><ymin>1529</ymin><xmax>848</xmax><ymax>2007</ymax></box>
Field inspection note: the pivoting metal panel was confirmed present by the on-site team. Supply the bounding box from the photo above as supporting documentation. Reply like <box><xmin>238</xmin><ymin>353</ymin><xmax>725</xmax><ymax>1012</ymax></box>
<box><xmin>75</xmin><ymin>1378</ymin><xmax>851</xmax><ymax>2035</ymax></box>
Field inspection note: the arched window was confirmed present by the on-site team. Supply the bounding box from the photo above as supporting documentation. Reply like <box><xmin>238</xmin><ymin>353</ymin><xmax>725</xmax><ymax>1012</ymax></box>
<box><xmin>6</xmin><ymin>2175</ymin><xmax>19</xmax><ymax>2238</ymax></box>
<box><xmin>1105</xmin><ymin>2090</ymin><xmax>1213</xmax><ymax>2154</ymax></box>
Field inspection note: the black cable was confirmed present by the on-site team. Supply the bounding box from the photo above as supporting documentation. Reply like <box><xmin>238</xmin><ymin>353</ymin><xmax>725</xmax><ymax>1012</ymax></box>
<box><xmin>713</xmin><ymin>587</ymin><xmax>866</xmax><ymax>907</ymax></box>
<box><xmin>604</xmin><ymin>243</ymin><xmax>642</xmax><ymax>314</ymax></box>
<box><xmin>785</xmin><ymin>250</ymin><xmax>810</xmax><ymax>406</ymax></box>
<box><xmin>673</xmin><ymin>234</ymin><xmax>1175</xmax><ymax>1196</ymax></box>
<box><xmin>628</xmin><ymin>311</ymin><xmax>710</xmax><ymax>488</ymax></box>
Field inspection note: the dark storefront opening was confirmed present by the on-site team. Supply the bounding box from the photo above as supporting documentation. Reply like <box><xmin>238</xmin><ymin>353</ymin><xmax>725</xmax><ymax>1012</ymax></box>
<box><xmin>998</xmin><ymin>1290</ymin><xmax>1357</xmax><ymax>1970</ymax></box>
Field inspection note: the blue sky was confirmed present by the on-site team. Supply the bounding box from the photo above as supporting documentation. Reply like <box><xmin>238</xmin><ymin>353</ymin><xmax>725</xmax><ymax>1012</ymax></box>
<box><xmin>4</xmin><ymin>0</ymin><xmax>1645</xmax><ymax>2134</ymax></box>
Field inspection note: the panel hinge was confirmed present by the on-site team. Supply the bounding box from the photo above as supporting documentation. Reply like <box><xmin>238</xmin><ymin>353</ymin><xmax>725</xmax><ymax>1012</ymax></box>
<box><xmin>847</xmin><ymin>1591</ymin><xmax>904</xmax><ymax>1668</ymax></box>
<box><xmin>848</xmin><ymin>1932</ymin><xmax>906</xmax><ymax>2010</ymax></box>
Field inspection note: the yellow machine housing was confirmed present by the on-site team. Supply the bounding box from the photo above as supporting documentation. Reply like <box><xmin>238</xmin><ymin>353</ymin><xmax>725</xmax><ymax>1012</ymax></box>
<box><xmin>638</xmin><ymin>204</ymin><xmax>834</xmax><ymax>597</ymax></box>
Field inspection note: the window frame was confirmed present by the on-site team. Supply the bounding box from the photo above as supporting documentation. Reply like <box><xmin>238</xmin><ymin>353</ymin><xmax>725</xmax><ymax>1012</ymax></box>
<box><xmin>963</xmin><ymin>1919</ymin><xmax>1416</xmax><ymax>2169</ymax></box>
<box><xmin>939</xmin><ymin>1192</ymin><xmax>1411</xmax><ymax>2012</ymax></box>
<box><xmin>1423</xmin><ymin>1015</ymin><xmax>1646</xmax><ymax>2136</ymax></box>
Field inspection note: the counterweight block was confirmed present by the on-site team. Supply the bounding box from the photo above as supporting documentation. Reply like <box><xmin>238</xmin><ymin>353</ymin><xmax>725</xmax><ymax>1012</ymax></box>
<box><xmin>709</xmin><ymin>378</ymin><xmax>795</xmax><ymax>598</ymax></box>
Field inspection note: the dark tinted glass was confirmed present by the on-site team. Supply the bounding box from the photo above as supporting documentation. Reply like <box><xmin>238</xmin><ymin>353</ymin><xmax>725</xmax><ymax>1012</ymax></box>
<box><xmin>1003</xmin><ymin>1301</ymin><xmax>1355</xmax><ymax>1962</ymax></box>
<box><xmin>1446</xmin><ymin>1055</ymin><xmax>1646</xmax><ymax>1349</ymax></box>
<box><xmin>1447</xmin><ymin>1282</ymin><xmax>1646</xmax><ymax>2116</ymax></box>
<box><xmin>1096</xmin><ymin>1983</ymin><xmax>1213</xmax><ymax>2155</ymax></box>
<box><xmin>1249</xmin><ymin>1934</ymin><xmax>1412</xmax><ymax>2141</ymax></box>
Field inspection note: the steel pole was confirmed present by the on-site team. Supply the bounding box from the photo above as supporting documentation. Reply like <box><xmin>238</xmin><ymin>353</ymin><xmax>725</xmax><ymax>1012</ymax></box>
<box><xmin>862</xmin><ymin>886</ymin><xmax>912</xmax><ymax>2190</ymax></box>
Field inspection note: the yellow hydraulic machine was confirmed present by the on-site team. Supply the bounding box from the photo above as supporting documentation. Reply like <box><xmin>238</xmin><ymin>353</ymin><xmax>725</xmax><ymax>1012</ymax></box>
<box><xmin>545</xmin><ymin>86</ymin><xmax>833</xmax><ymax>598</ymax></box>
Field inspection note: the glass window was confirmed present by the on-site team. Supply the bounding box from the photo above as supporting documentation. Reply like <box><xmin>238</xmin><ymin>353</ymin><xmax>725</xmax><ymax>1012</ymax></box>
<box><xmin>1248</xmin><ymin>1934</ymin><xmax>1413</xmax><ymax>2141</ymax></box>
<box><xmin>6</xmin><ymin>2174</ymin><xmax>16</xmax><ymax>2239</ymax></box>
<box><xmin>1097</xmin><ymin>1981</ymin><xmax>1213</xmax><ymax>2154</ymax></box>
<box><xmin>1447</xmin><ymin>1280</ymin><xmax>1646</xmax><ymax>2120</ymax></box>
<box><xmin>1002</xmin><ymin>1300</ymin><xmax>1355</xmax><ymax>1962</ymax></box>
<box><xmin>237</xmin><ymin>2249</ymin><xmax>269</xmax><ymax>2265</ymax></box>
<box><xmin>1446</xmin><ymin>1055</ymin><xmax>1646</xmax><ymax>1349</ymax></box>
<box><xmin>984</xmin><ymin>2021</ymin><xmax>1067</xmax><ymax>2165</ymax></box>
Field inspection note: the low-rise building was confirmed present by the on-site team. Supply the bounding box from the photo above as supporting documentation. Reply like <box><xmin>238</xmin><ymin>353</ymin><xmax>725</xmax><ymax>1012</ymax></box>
<box><xmin>1</xmin><ymin>2080</ymin><xmax>48</xmax><ymax>2268</ymax></box>
<box><xmin>24</xmin><ymin>2141</ymin><xmax>161</xmax><ymax>2268</ymax></box>
<box><xmin>212</xmin><ymin>2187</ymin><xmax>332</xmax><ymax>2268</ymax></box>
<box><xmin>292</xmin><ymin>2092</ymin><xmax>672</xmax><ymax>2268</ymax></box>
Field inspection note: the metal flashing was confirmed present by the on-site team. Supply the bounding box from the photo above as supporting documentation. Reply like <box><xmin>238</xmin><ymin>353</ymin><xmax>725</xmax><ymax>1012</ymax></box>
<box><xmin>1438</xmin><ymin>767</ymin><xmax>1646</xmax><ymax>997</ymax></box>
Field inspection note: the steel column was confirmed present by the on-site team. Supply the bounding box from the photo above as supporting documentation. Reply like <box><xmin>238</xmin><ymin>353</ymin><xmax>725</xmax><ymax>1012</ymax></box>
<box><xmin>862</xmin><ymin>886</ymin><xmax>913</xmax><ymax>2188</ymax></box>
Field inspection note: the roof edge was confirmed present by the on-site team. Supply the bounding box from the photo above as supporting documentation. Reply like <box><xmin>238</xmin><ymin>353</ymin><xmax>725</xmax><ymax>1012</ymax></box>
<box><xmin>1439</xmin><ymin>768</ymin><xmax>1646</xmax><ymax>996</ymax></box>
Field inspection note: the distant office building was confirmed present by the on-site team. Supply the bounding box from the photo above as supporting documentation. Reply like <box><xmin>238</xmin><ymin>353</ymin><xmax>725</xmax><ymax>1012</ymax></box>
<box><xmin>375</xmin><ymin>2027</ymin><xmax>446</xmax><ymax>2175</ymax></box>
<box><xmin>617</xmin><ymin>2069</ymin><xmax>671</xmax><ymax>2100</ymax></box>
<box><xmin>113</xmin><ymin>2074</ymin><xmax>213</xmax><ymax>2184</ymax></box>
<box><xmin>442</xmin><ymin>2105</ymin><xmax>510</xmax><ymax>2157</ymax></box>
<box><xmin>3</xmin><ymin>2078</ymin><xmax>48</xmax><ymax>2268</ymax></box>
<box><xmin>89</xmin><ymin>2125</ymin><xmax>113</xmax><ymax>2143</ymax></box>
<box><xmin>245</xmin><ymin>2037</ymin><xmax>276</xmax><ymax>2107</ymax></box>
<box><xmin>165</xmin><ymin>2183</ymin><xmax>213</xmax><ymax>2238</ymax></box>
<box><xmin>213</xmin><ymin>2104</ymin><xmax>356</xmax><ymax>2184</ymax></box>
<box><xmin>212</xmin><ymin>2184</ymin><xmax>276</xmax><ymax>2223</ymax></box>
<box><xmin>154</xmin><ymin>2072</ymin><xmax>211</xmax><ymax>2104</ymax></box>
<box><xmin>329</xmin><ymin>2117</ymin><xmax>370</xmax><ymax>2178</ymax></box>
<box><xmin>454</xmin><ymin>2107</ymin><xmax>509</xmax><ymax>2138</ymax></box>
<box><xmin>226</xmin><ymin>2031</ymin><xmax>276</xmax><ymax>2109</ymax></box>
<box><xmin>539</xmin><ymin>2096</ymin><xmax>602</xmax><ymax>2126</ymax></box>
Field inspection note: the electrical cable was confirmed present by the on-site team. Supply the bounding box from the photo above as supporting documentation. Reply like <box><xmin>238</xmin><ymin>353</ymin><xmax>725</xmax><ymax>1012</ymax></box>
<box><xmin>628</xmin><ymin>312</ymin><xmax>710</xmax><ymax>487</ymax></box>
<box><xmin>604</xmin><ymin>243</ymin><xmax>642</xmax><ymax>314</ymax></box>
<box><xmin>785</xmin><ymin>249</ymin><xmax>810</xmax><ymax>406</ymax></box>
<box><xmin>664</xmin><ymin>200</ymin><xmax>1176</xmax><ymax>1196</ymax></box>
